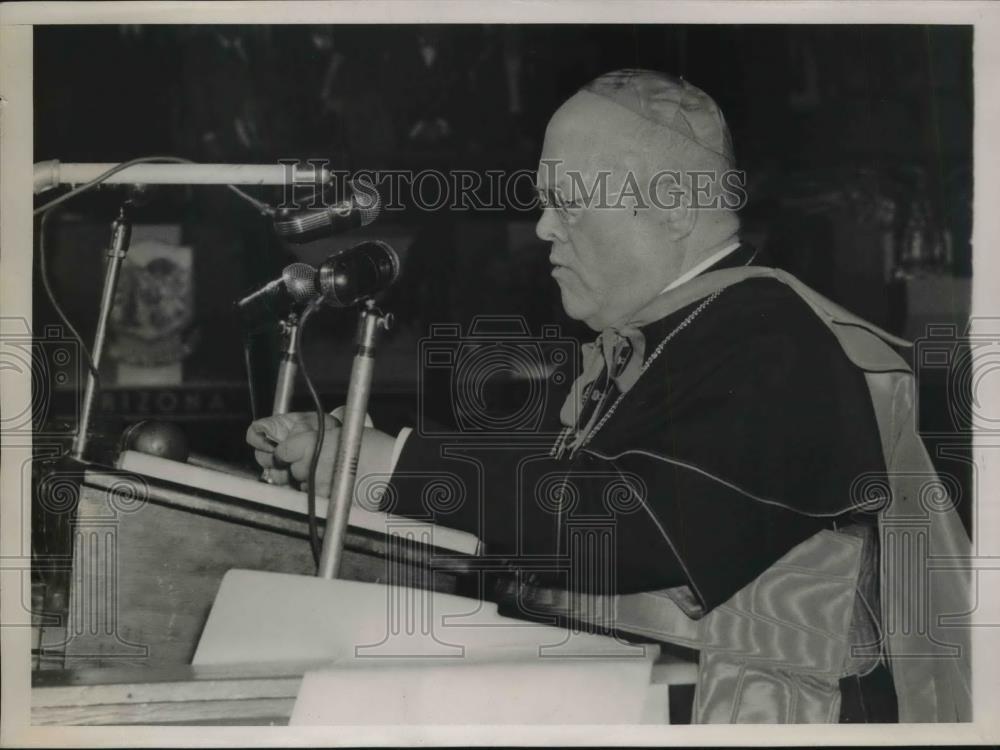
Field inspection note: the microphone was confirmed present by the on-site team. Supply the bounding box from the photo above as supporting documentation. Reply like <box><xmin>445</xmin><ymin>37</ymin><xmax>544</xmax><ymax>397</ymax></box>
<box><xmin>33</xmin><ymin>160</ymin><xmax>332</xmax><ymax>194</ymax></box>
<box><xmin>318</xmin><ymin>240</ymin><xmax>400</xmax><ymax>307</ymax></box>
<box><xmin>235</xmin><ymin>262</ymin><xmax>318</xmax><ymax>331</ymax></box>
<box><xmin>272</xmin><ymin>181</ymin><xmax>381</xmax><ymax>243</ymax></box>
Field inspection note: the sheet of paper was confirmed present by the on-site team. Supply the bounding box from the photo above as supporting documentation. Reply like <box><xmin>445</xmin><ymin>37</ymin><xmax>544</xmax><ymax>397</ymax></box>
<box><xmin>291</xmin><ymin>657</ymin><xmax>656</xmax><ymax>725</ymax></box>
<box><xmin>193</xmin><ymin>570</ymin><xmax>658</xmax><ymax>666</ymax></box>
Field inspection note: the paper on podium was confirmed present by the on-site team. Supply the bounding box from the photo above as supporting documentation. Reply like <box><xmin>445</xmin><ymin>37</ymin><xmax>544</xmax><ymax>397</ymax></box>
<box><xmin>291</xmin><ymin>655</ymin><xmax>657</xmax><ymax>724</ymax></box>
<box><xmin>116</xmin><ymin>450</ymin><xmax>480</xmax><ymax>555</ymax></box>
<box><xmin>194</xmin><ymin>570</ymin><xmax>661</xmax><ymax>724</ymax></box>
<box><xmin>193</xmin><ymin>569</ymin><xmax>657</xmax><ymax>666</ymax></box>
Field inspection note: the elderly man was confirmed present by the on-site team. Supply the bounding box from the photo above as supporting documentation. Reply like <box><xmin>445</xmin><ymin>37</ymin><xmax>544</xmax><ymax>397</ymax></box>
<box><xmin>247</xmin><ymin>70</ymin><xmax>970</xmax><ymax>724</ymax></box>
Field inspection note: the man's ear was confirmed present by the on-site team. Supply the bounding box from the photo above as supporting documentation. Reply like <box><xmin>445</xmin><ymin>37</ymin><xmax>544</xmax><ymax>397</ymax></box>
<box><xmin>651</xmin><ymin>170</ymin><xmax>697</xmax><ymax>240</ymax></box>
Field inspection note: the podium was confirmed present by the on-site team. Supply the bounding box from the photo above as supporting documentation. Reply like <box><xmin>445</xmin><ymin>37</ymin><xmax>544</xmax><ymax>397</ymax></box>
<box><xmin>53</xmin><ymin>453</ymin><xmax>478</xmax><ymax>670</ymax></box>
<box><xmin>32</xmin><ymin>453</ymin><xmax>699</xmax><ymax>725</ymax></box>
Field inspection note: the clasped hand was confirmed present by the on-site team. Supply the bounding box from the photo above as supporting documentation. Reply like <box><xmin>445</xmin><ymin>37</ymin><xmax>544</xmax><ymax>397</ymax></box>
<box><xmin>246</xmin><ymin>411</ymin><xmax>396</xmax><ymax>497</ymax></box>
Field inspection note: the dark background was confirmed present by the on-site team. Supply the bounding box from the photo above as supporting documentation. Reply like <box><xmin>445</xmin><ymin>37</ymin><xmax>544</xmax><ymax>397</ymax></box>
<box><xmin>32</xmin><ymin>25</ymin><xmax>975</xmax><ymax>529</ymax></box>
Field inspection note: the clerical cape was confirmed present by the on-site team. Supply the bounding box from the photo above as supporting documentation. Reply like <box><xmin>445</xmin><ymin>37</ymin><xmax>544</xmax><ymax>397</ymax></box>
<box><xmin>384</xmin><ymin>249</ymin><xmax>972</xmax><ymax>724</ymax></box>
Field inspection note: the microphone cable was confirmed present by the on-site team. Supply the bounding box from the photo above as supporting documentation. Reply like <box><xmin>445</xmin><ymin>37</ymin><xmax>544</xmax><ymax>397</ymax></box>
<box><xmin>241</xmin><ymin>335</ymin><xmax>259</xmax><ymax>423</ymax></box>
<box><xmin>37</xmin><ymin>206</ymin><xmax>101</xmax><ymax>385</ymax></box>
<box><xmin>294</xmin><ymin>297</ymin><xmax>328</xmax><ymax>569</ymax></box>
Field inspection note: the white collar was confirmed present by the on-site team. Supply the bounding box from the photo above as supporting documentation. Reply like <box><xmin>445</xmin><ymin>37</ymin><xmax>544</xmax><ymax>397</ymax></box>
<box><xmin>660</xmin><ymin>240</ymin><xmax>743</xmax><ymax>294</ymax></box>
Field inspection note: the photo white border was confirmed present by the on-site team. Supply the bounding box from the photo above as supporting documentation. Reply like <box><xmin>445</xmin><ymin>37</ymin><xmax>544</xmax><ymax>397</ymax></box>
<box><xmin>2</xmin><ymin>1</ymin><xmax>999</xmax><ymax>746</ymax></box>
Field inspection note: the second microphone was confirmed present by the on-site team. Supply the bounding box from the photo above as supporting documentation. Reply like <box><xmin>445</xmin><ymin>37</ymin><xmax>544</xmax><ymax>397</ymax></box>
<box><xmin>236</xmin><ymin>240</ymin><xmax>401</xmax><ymax>330</ymax></box>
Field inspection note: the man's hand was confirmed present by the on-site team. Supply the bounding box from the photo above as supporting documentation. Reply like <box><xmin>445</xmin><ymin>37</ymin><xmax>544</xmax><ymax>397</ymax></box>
<box><xmin>246</xmin><ymin>412</ymin><xmax>321</xmax><ymax>486</ymax></box>
<box><xmin>246</xmin><ymin>412</ymin><xmax>396</xmax><ymax>497</ymax></box>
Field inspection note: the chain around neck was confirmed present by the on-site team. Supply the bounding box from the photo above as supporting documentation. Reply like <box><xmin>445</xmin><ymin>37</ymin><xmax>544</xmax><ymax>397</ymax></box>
<box><xmin>551</xmin><ymin>288</ymin><xmax>725</xmax><ymax>460</ymax></box>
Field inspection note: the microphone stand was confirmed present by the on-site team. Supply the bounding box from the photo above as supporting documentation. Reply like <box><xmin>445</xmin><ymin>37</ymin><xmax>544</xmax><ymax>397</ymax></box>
<box><xmin>317</xmin><ymin>299</ymin><xmax>392</xmax><ymax>579</ymax></box>
<box><xmin>271</xmin><ymin>312</ymin><xmax>300</xmax><ymax>415</ymax></box>
<box><xmin>71</xmin><ymin>201</ymin><xmax>134</xmax><ymax>461</ymax></box>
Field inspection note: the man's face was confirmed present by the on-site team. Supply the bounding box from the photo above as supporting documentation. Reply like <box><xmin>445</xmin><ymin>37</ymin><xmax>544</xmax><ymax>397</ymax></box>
<box><xmin>534</xmin><ymin>100</ymin><xmax>685</xmax><ymax>331</ymax></box>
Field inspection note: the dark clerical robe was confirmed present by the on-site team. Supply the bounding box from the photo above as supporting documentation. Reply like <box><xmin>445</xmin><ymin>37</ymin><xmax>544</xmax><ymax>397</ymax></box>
<box><xmin>383</xmin><ymin>245</ymin><xmax>896</xmax><ymax>721</ymax></box>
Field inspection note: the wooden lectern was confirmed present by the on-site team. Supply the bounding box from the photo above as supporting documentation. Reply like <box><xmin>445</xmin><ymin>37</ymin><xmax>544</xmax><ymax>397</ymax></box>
<box><xmin>33</xmin><ymin>452</ymin><xmax>697</xmax><ymax>725</ymax></box>
<box><xmin>51</xmin><ymin>452</ymin><xmax>478</xmax><ymax>670</ymax></box>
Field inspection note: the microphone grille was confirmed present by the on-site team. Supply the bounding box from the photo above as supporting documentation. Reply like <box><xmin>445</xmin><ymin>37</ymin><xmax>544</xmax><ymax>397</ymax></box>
<box><xmin>372</xmin><ymin>239</ymin><xmax>401</xmax><ymax>283</ymax></box>
<box><xmin>281</xmin><ymin>262</ymin><xmax>318</xmax><ymax>303</ymax></box>
<box><xmin>352</xmin><ymin>180</ymin><xmax>382</xmax><ymax>227</ymax></box>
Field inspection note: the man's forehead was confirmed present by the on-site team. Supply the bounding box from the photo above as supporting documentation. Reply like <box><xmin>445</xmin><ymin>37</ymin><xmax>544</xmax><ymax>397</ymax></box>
<box><xmin>541</xmin><ymin>98</ymin><xmax>614</xmax><ymax>158</ymax></box>
<box><xmin>535</xmin><ymin>157</ymin><xmax>581</xmax><ymax>190</ymax></box>
<box><xmin>537</xmin><ymin>120</ymin><xmax>590</xmax><ymax>177</ymax></box>
<box><xmin>536</xmin><ymin>136</ymin><xmax>638</xmax><ymax>192</ymax></box>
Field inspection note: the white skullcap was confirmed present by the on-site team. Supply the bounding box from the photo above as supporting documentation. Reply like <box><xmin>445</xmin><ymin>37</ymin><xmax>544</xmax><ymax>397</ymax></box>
<box><xmin>579</xmin><ymin>69</ymin><xmax>735</xmax><ymax>170</ymax></box>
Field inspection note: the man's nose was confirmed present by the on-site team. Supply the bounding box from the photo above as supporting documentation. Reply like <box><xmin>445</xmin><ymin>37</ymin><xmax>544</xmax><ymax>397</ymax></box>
<box><xmin>535</xmin><ymin>206</ymin><xmax>567</xmax><ymax>244</ymax></box>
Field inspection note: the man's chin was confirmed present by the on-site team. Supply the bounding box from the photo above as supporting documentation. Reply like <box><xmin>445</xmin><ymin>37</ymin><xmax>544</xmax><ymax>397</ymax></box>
<box><xmin>557</xmin><ymin>289</ymin><xmax>602</xmax><ymax>331</ymax></box>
